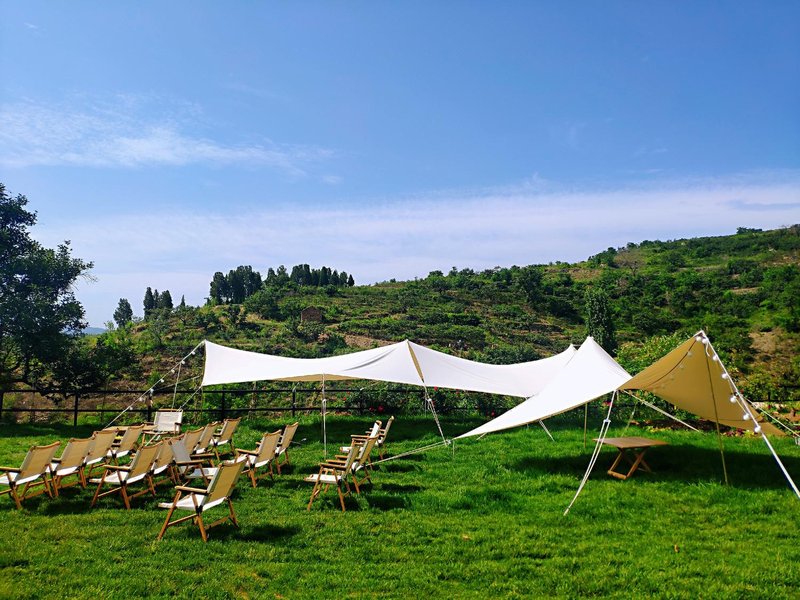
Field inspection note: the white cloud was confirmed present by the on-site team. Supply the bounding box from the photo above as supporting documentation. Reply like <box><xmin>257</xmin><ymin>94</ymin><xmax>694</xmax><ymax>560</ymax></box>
<box><xmin>0</xmin><ymin>98</ymin><xmax>333</xmax><ymax>174</ymax></box>
<box><xmin>34</xmin><ymin>171</ymin><xmax>800</xmax><ymax>326</ymax></box>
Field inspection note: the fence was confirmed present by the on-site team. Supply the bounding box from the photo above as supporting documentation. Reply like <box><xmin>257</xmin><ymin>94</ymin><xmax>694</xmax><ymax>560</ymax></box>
<box><xmin>0</xmin><ymin>385</ymin><xmax>462</xmax><ymax>427</ymax></box>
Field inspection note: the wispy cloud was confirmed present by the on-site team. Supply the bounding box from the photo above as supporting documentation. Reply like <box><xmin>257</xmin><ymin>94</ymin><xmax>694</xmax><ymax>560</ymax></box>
<box><xmin>0</xmin><ymin>97</ymin><xmax>333</xmax><ymax>174</ymax></box>
<box><xmin>35</xmin><ymin>171</ymin><xmax>800</xmax><ymax>325</ymax></box>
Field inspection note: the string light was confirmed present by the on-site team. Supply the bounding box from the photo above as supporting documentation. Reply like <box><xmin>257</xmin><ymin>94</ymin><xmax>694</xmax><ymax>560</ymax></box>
<box><xmin>743</xmin><ymin>413</ymin><xmax>751</xmax><ymax>421</ymax></box>
<box><xmin>712</xmin><ymin>355</ymin><xmax>719</xmax><ymax>362</ymax></box>
<box><xmin>729</xmin><ymin>395</ymin><xmax>737</xmax><ymax>403</ymax></box>
<box><xmin>695</xmin><ymin>335</ymin><xmax>703</xmax><ymax>342</ymax></box>
<box><xmin>721</xmin><ymin>373</ymin><xmax>729</xmax><ymax>380</ymax></box>
<box><xmin>754</xmin><ymin>425</ymin><xmax>762</xmax><ymax>434</ymax></box>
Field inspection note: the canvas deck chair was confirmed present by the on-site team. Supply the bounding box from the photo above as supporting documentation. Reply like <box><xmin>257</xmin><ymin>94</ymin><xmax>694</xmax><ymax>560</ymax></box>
<box><xmin>0</xmin><ymin>441</ymin><xmax>60</xmax><ymax>509</ymax></box>
<box><xmin>90</xmin><ymin>441</ymin><xmax>162</xmax><ymax>510</ymax></box>
<box><xmin>167</xmin><ymin>436</ymin><xmax>217</xmax><ymax>484</ymax></box>
<box><xmin>274</xmin><ymin>422</ymin><xmax>299</xmax><ymax>474</ymax></box>
<box><xmin>144</xmin><ymin>409</ymin><xmax>183</xmax><ymax>441</ymax></box>
<box><xmin>157</xmin><ymin>457</ymin><xmax>246</xmax><ymax>542</ymax></box>
<box><xmin>50</xmin><ymin>436</ymin><xmax>94</xmax><ymax>495</ymax></box>
<box><xmin>180</xmin><ymin>426</ymin><xmax>204</xmax><ymax>455</ymax></box>
<box><xmin>333</xmin><ymin>434</ymin><xmax>378</xmax><ymax>493</ymax></box>
<box><xmin>340</xmin><ymin>420</ymin><xmax>381</xmax><ymax>453</ymax></box>
<box><xmin>210</xmin><ymin>417</ymin><xmax>241</xmax><ymax>460</ymax></box>
<box><xmin>236</xmin><ymin>430</ymin><xmax>281</xmax><ymax>488</ymax></box>
<box><xmin>150</xmin><ymin>437</ymin><xmax>179</xmax><ymax>485</ymax></box>
<box><xmin>84</xmin><ymin>429</ymin><xmax>117</xmax><ymax>478</ymax></box>
<box><xmin>304</xmin><ymin>440</ymin><xmax>362</xmax><ymax>512</ymax></box>
<box><xmin>193</xmin><ymin>422</ymin><xmax>221</xmax><ymax>455</ymax></box>
<box><xmin>107</xmin><ymin>424</ymin><xmax>144</xmax><ymax>463</ymax></box>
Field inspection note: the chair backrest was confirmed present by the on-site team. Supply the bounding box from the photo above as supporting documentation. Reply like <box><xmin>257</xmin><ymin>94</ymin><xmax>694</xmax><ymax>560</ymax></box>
<box><xmin>55</xmin><ymin>437</ymin><xmax>94</xmax><ymax>470</ymax></box>
<box><xmin>379</xmin><ymin>416</ymin><xmax>395</xmax><ymax>443</ymax></box>
<box><xmin>115</xmin><ymin>424</ymin><xmax>145</xmax><ymax>452</ymax></box>
<box><xmin>195</xmin><ymin>422</ymin><xmax>219</xmax><ymax>451</ymax></box>
<box><xmin>152</xmin><ymin>438</ymin><xmax>176</xmax><ymax>471</ymax></box>
<box><xmin>127</xmin><ymin>442</ymin><xmax>162</xmax><ymax>479</ymax></box>
<box><xmin>19</xmin><ymin>441</ymin><xmax>61</xmax><ymax>479</ymax></box>
<box><xmin>368</xmin><ymin>420</ymin><xmax>382</xmax><ymax>437</ymax></box>
<box><xmin>167</xmin><ymin>437</ymin><xmax>192</xmax><ymax>467</ymax></box>
<box><xmin>86</xmin><ymin>429</ymin><xmax>118</xmax><ymax>463</ymax></box>
<box><xmin>154</xmin><ymin>410</ymin><xmax>183</xmax><ymax>433</ymax></box>
<box><xmin>354</xmin><ymin>435</ymin><xmax>378</xmax><ymax>470</ymax></box>
<box><xmin>278</xmin><ymin>422</ymin><xmax>299</xmax><ymax>453</ymax></box>
<box><xmin>254</xmin><ymin>431</ymin><xmax>281</xmax><ymax>464</ymax></box>
<box><xmin>204</xmin><ymin>458</ymin><xmax>246</xmax><ymax>507</ymax></box>
<box><xmin>182</xmin><ymin>427</ymin><xmax>204</xmax><ymax>454</ymax></box>
<box><xmin>338</xmin><ymin>441</ymin><xmax>362</xmax><ymax>475</ymax></box>
<box><xmin>217</xmin><ymin>417</ymin><xmax>241</xmax><ymax>442</ymax></box>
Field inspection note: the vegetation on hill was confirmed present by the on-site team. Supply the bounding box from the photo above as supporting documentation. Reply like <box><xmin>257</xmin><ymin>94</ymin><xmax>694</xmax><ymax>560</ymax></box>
<box><xmin>2</xmin><ymin>183</ymin><xmax>799</xmax><ymax>410</ymax></box>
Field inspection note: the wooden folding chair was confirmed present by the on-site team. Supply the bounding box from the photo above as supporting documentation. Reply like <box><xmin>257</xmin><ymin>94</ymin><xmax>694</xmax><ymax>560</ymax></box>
<box><xmin>90</xmin><ymin>442</ymin><xmax>162</xmax><ymax>510</ymax></box>
<box><xmin>236</xmin><ymin>430</ymin><xmax>281</xmax><ymax>488</ymax></box>
<box><xmin>210</xmin><ymin>417</ymin><xmax>241</xmax><ymax>461</ymax></box>
<box><xmin>193</xmin><ymin>422</ymin><xmax>221</xmax><ymax>455</ymax></box>
<box><xmin>157</xmin><ymin>457</ymin><xmax>246</xmax><ymax>542</ymax></box>
<box><xmin>107</xmin><ymin>424</ymin><xmax>144</xmax><ymax>463</ymax></box>
<box><xmin>0</xmin><ymin>441</ymin><xmax>61</xmax><ymax>509</ymax></box>
<box><xmin>50</xmin><ymin>436</ymin><xmax>94</xmax><ymax>495</ymax></box>
<box><xmin>274</xmin><ymin>422</ymin><xmax>299</xmax><ymax>474</ymax></box>
<box><xmin>304</xmin><ymin>440</ymin><xmax>362</xmax><ymax>512</ymax></box>
<box><xmin>168</xmin><ymin>436</ymin><xmax>217</xmax><ymax>485</ymax></box>
<box><xmin>143</xmin><ymin>409</ymin><xmax>183</xmax><ymax>442</ymax></box>
<box><xmin>85</xmin><ymin>429</ymin><xmax>118</xmax><ymax>478</ymax></box>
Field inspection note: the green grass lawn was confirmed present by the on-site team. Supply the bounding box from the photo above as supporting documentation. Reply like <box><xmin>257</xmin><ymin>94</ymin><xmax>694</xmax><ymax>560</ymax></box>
<box><xmin>0</xmin><ymin>414</ymin><xmax>798</xmax><ymax>599</ymax></box>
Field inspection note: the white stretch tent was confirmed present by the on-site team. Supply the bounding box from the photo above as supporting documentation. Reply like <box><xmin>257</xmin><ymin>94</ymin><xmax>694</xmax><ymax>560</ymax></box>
<box><xmin>201</xmin><ymin>339</ymin><xmax>576</xmax><ymax>399</ymax></box>
<box><xmin>457</xmin><ymin>337</ymin><xmax>630</xmax><ymax>438</ymax></box>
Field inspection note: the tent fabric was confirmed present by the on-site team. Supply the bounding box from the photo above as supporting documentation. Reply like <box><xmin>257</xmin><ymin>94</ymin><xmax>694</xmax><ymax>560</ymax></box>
<box><xmin>457</xmin><ymin>337</ymin><xmax>631</xmax><ymax>438</ymax></box>
<box><xmin>620</xmin><ymin>333</ymin><xmax>781</xmax><ymax>436</ymax></box>
<box><xmin>201</xmin><ymin>339</ymin><xmax>577</xmax><ymax>399</ymax></box>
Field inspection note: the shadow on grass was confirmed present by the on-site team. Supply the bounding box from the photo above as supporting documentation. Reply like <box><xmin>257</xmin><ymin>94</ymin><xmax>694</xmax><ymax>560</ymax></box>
<box><xmin>509</xmin><ymin>445</ymin><xmax>800</xmax><ymax>492</ymax></box>
<box><xmin>378</xmin><ymin>483</ymin><xmax>422</xmax><ymax>494</ymax></box>
<box><xmin>237</xmin><ymin>523</ymin><xmax>301</xmax><ymax>542</ymax></box>
<box><xmin>365</xmin><ymin>494</ymin><xmax>409</xmax><ymax>511</ymax></box>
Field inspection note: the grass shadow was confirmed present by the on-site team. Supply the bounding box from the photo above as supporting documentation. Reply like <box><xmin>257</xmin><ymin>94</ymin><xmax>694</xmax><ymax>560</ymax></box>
<box><xmin>365</xmin><ymin>494</ymin><xmax>409</xmax><ymax>511</ymax></box>
<box><xmin>237</xmin><ymin>523</ymin><xmax>301</xmax><ymax>542</ymax></box>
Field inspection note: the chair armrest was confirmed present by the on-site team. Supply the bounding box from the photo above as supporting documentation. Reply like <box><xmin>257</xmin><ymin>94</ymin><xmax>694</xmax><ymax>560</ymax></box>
<box><xmin>0</xmin><ymin>466</ymin><xmax>21</xmax><ymax>473</ymax></box>
<box><xmin>103</xmin><ymin>465</ymin><xmax>131</xmax><ymax>472</ymax></box>
<box><xmin>237</xmin><ymin>449</ymin><xmax>258</xmax><ymax>456</ymax></box>
<box><xmin>175</xmin><ymin>486</ymin><xmax>208</xmax><ymax>494</ymax></box>
<box><xmin>175</xmin><ymin>460</ymin><xmax>205</xmax><ymax>467</ymax></box>
<box><xmin>191</xmin><ymin>452</ymin><xmax>215</xmax><ymax>459</ymax></box>
<box><xmin>320</xmin><ymin>462</ymin><xmax>346</xmax><ymax>470</ymax></box>
<box><xmin>350</xmin><ymin>435</ymin><xmax>369</xmax><ymax>440</ymax></box>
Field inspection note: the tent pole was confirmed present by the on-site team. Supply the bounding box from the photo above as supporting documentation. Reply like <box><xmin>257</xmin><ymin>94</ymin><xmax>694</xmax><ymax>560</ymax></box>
<box><xmin>538</xmin><ymin>420</ymin><xmax>554</xmax><ymax>442</ymax></box>
<box><xmin>565</xmin><ymin>390</ymin><xmax>617</xmax><ymax>515</ymax></box>
<box><xmin>583</xmin><ymin>403</ymin><xmax>588</xmax><ymax>450</ymax></box>
<box><xmin>702</xmin><ymin>340</ymin><xmax>729</xmax><ymax>486</ymax></box>
<box><xmin>759</xmin><ymin>432</ymin><xmax>800</xmax><ymax>500</ymax></box>
<box><xmin>321</xmin><ymin>376</ymin><xmax>327</xmax><ymax>459</ymax></box>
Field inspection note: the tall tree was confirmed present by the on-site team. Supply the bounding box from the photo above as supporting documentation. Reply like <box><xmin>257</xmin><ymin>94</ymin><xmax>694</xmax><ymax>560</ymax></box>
<box><xmin>585</xmin><ymin>287</ymin><xmax>617</xmax><ymax>355</ymax></box>
<box><xmin>143</xmin><ymin>287</ymin><xmax>155</xmax><ymax>316</ymax></box>
<box><xmin>158</xmin><ymin>290</ymin><xmax>173</xmax><ymax>310</ymax></box>
<box><xmin>113</xmin><ymin>298</ymin><xmax>133</xmax><ymax>327</ymax></box>
<box><xmin>0</xmin><ymin>184</ymin><xmax>93</xmax><ymax>387</ymax></box>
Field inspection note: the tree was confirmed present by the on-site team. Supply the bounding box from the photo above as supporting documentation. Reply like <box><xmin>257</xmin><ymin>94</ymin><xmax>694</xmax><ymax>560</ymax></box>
<box><xmin>585</xmin><ymin>287</ymin><xmax>617</xmax><ymax>355</ymax></box>
<box><xmin>158</xmin><ymin>290</ymin><xmax>173</xmax><ymax>310</ymax></box>
<box><xmin>113</xmin><ymin>298</ymin><xmax>134</xmax><ymax>327</ymax></box>
<box><xmin>143</xmin><ymin>287</ymin><xmax>155</xmax><ymax>317</ymax></box>
<box><xmin>0</xmin><ymin>184</ymin><xmax>93</xmax><ymax>387</ymax></box>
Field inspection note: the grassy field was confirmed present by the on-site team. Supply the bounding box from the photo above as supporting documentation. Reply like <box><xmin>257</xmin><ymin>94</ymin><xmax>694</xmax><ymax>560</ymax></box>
<box><xmin>0</xmin><ymin>414</ymin><xmax>798</xmax><ymax>599</ymax></box>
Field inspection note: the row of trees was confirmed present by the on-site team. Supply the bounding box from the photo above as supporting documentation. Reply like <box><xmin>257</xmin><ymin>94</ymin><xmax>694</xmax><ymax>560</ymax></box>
<box><xmin>209</xmin><ymin>264</ymin><xmax>355</xmax><ymax>305</ymax></box>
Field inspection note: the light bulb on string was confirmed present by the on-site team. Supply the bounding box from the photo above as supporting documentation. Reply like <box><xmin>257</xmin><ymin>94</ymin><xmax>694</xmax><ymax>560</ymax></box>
<box><xmin>695</xmin><ymin>335</ymin><xmax>703</xmax><ymax>342</ymax></box>
<box><xmin>743</xmin><ymin>413</ymin><xmax>750</xmax><ymax>421</ymax></box>
<box><xmin>729</xmin><ymin>395</ymin><xmax>737</xmax><ymax>404</ymax></box>
<box><xmin>712</xmin><ymin>355</ymin><xmax>719</xmax><ymax>362</ymax></box>
<box><xmin>754</xmin><ymin>425</ymin><xmax>762</xmax><ymax>434</ymax></box>
<box><xmin>721</xmin><ymin>373</ymin><xmax>729</xmax><ymax>380</ymax></box>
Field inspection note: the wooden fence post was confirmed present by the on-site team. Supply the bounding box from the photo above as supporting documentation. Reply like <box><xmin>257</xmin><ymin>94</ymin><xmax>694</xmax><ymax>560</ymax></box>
<box><xmin>73</xmin><ymin>393</ymin><xmax>80</xmax><ymax>427</ymax></box>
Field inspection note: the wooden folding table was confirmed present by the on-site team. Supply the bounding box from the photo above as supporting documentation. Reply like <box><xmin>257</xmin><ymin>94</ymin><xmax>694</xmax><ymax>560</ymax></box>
<box><xmin>594</xmin><ymin>436</ymin><xmax>668</xmax><ymax>480</ymax></box>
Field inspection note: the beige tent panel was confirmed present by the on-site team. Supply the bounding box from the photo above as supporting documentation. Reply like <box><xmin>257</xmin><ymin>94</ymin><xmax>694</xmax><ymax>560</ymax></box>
<box><xmin>621</xmin><ymin>333</ymin><xmax>781</xmax><ymax>436</ymax></box>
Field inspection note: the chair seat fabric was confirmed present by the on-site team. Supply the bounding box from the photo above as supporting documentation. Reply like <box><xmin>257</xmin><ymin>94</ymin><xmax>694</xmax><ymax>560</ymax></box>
<box><xmin>303</xmin><ymin>473</ymin><xmax>341</xmax><ymax>485</ymax></box>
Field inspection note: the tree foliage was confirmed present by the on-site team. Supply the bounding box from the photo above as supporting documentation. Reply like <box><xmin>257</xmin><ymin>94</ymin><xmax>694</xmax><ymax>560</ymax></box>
<box><xmin>0</xmin><ymin>184</ymin><xmax>93</xmax><ymax>387</ymax></box>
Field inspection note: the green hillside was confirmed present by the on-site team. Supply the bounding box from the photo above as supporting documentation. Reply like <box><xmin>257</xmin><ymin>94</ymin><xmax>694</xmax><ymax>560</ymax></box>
<box><xmin>91</xmin><ymin>224</ymin><xmax>800</xmax><ymax>406</ymax></box>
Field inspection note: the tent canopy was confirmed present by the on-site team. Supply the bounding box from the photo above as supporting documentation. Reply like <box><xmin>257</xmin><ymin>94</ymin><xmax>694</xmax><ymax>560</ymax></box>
<box><xmin>457</xmin><ymin>337</ymin><xmax>631</xmax><ymax>438</ymax></box>
<box><xmin>620</xmin><ymin>332</ymin><xmax>781</xmax><ymax>436</ymax></box>
<box><xmin>201</xmin><ymin>339</ymin><xmax>576</xmax><ymax>399</ymax></box>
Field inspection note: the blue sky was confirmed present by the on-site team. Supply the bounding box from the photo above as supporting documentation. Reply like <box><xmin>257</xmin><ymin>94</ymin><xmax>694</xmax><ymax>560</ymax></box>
<box><xmin>1</xmin><ymin>2</ymin><xmax>798</xmax><ymax>326</ymax></box>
